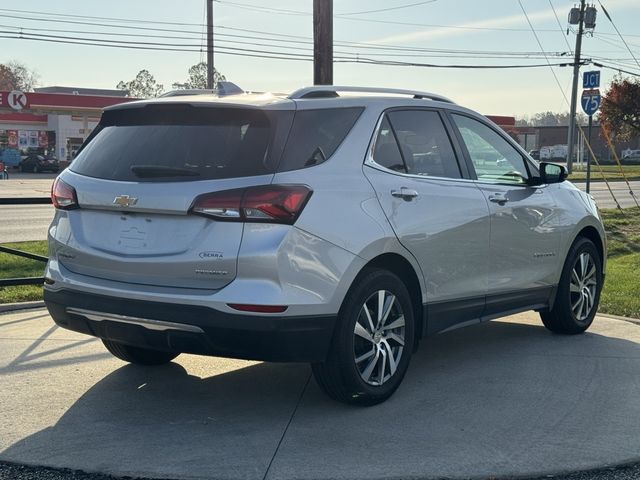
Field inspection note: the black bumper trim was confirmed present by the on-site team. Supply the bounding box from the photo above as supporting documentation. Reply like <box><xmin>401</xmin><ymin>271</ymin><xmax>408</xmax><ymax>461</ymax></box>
<box><xmin>44</xmin><ymin>289</ymin><xmax>336</xmax><ymax>362</ymax></box>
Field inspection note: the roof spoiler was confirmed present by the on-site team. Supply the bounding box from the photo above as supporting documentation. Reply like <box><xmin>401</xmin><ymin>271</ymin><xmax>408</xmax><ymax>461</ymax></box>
<box><xmin>160</xmin><ymin>82</ymin><xmax>245</xmax><ymax>98</ymax></box>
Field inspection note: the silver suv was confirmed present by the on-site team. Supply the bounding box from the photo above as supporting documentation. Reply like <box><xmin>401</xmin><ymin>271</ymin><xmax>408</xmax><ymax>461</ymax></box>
<box><xmin>45</xmin><ymin>85</ymin><xmax>606</xmax><ymax>405</ymax></box>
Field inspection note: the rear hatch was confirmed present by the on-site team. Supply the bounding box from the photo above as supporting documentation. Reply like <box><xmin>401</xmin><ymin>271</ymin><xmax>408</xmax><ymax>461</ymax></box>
<box><xmin>54</xmin><ymin>102</ymin><xmax>293</xmax><ymax>290</ymax></box>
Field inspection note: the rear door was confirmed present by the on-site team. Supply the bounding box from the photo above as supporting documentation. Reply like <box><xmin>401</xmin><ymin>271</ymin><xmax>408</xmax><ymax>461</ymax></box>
<box><xmin>52</xmin><ymin>104</ymin><xmax>293</xmax><ymax>290</ymax></box>
<box><xmin>449</xmin><ymin>113</ymin><xmax>561</xmax><ymax>312</ymax></box>
<box><xmin>364</xmin><ymin>109</ymin><xmax>490</xmax><ymax>333</ymax></box>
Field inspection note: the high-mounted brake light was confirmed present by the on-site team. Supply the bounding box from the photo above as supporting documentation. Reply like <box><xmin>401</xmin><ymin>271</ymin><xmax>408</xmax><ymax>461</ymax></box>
<box><xmin>51</xmin><ymin>178</ymin><xmax>79</xmax><ymax>210</ymax></box>
<box><xmin>191</xmin><ymin>185</ymin><xmax>312</xmax><ymax>225</ymax></box>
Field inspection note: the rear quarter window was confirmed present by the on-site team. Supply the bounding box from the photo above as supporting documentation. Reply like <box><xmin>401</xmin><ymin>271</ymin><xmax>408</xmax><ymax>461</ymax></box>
<box><xmin>277</xmin><ymin>107</ymin><xmax>363</xmax><ymax>172</ymax></box>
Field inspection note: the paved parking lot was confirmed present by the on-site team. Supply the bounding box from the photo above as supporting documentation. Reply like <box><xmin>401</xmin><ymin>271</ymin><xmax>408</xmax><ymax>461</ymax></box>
<box><xmin>1</xmin><ymin>308</ymin><xmax>639</xmax><ymax>480</ymax></box>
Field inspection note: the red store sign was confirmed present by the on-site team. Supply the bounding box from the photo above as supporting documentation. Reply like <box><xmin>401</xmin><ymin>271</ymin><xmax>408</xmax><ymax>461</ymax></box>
<box><xmin>0</xmin><ymin>91</ymin><xmax>30</xmax><ymax>111</ymax></box>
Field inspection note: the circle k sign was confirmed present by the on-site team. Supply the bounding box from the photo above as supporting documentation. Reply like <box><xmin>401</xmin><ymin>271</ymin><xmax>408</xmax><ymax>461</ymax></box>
<box><xmin>7</xmin><ymin>90</ymin><xmax>29</xmax><ymax>111</ymax></box>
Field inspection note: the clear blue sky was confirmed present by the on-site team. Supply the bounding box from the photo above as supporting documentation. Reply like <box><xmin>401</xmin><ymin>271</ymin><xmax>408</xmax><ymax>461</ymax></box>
<box><xmin>3</xmin><ymin>0</ymin><xmax>639</xmax><ymax>116</ymax></box>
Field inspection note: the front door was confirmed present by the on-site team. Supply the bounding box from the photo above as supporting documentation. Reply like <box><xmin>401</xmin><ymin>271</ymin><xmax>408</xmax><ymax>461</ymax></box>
<box><xmin>450</xmin><ymin>113</ymin><xmax>562</xmax><ymax>314</ymax></box>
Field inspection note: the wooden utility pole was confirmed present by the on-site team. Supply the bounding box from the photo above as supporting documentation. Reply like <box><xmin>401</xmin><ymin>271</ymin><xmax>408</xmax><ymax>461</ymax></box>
<box><xmin>206</xmin><ymin>0</ymin><xmax>214</xmax><ymax>89</ymax></box>
<box><xmin>313</xmin><ymin>0</ymin><xmax>333</xmax><ymax>85</ymax></box>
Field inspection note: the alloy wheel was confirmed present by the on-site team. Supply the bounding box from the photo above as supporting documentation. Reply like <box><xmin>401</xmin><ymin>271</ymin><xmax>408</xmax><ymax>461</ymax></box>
<box><xmin>353</xmin><ymin>289</ymin><xmax>406</xmax><ymax>386</ymax></box>
<box><xmin>570</xmin><ymin>252</ymin><xmax>597</xmax><ymax>321</ymax></box>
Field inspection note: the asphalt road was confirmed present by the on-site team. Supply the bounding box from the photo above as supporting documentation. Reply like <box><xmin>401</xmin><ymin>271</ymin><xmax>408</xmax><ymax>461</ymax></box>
<box><xmin>0</xmin><ymin>177</ymin><xmax>638</xmax><ymax>243</ymax></box>
<box><xmin>1</xmin><ymin>309</ymin><xmax>640</xmax><ymax>480</ymax></box>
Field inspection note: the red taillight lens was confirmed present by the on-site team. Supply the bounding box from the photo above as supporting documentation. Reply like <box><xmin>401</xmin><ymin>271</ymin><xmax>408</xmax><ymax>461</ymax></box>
<box><xmin>51</xmin><ymin>178</ymin><xmax>79</xmax><ymax>210</ymax></box>
<box><xmin>191</xmin><ymin>185</ymin><xmax>312</xmax><ymax>224</ymax></box>
<box><xmin>227</xmin><ymin>303</ymin><xmax>288</xmax><ymax>313</ymax></box>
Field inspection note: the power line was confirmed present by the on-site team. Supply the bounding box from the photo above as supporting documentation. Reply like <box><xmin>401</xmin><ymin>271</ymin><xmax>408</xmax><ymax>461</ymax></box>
<box><xmin>1</xmin><ymin>22</ymin><xmax>578</xmax><ymax>60</ymax></box>
<box><xmin>596</xmin><ymin>0</ymin><xmax>640</xmax><ymax>70</ymax></box>
<box><xmin>339</xmin><ymin>0</ymin><xmax>438</xmax><ymax>16</ymax></box>
<box><xmin>517</xmin><ymin>0</ymin><xmax>570</xmax><ymax>106</ymax></box>
<box><xmin>548</xmin><ymin>0</ymin><xmax>574</xmax><ymax>54</ymax></box>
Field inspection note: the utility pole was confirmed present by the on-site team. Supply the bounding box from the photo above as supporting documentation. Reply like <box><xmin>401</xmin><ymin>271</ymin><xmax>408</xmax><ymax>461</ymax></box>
<box><xmin>313</xmin><ymin>0</ymin><xmax>333</xmax><ymax>85</ymax></box>
<box><xmin>206</xmin><ymin>0</ymin><xmax>214</xmax><ymax>89</ymax></box>
<box><xmin>566</xmin><ymin>0</ymin><xmax>586</xmax><ymax>174</ymax></box>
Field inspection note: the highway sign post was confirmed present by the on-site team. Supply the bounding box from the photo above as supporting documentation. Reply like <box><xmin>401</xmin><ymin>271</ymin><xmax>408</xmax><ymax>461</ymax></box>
<box><xmin>581</xmin><ymin>71</ymin><xmax>601</xmax><ymax>193</ymax></box>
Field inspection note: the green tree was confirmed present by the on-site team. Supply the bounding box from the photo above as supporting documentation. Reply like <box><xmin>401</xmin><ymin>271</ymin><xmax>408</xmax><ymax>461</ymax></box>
<box><xmin>172</xmin><ymin>62</ymin><xmax>226</xmax><ymax>89</ymax></box>
<box><xmin>0</xmin><ymin>61</ymin><xmax>39</xmax><ymax>91</ymax></box>
<box><xmin>116</xmin><ymin>69</ymin><xmax>164</xmax><ymax>98</ymax></box>
<box><xmin>599</xmin><ymin>76</ymin><xmax>640</xmax><ymax>141</ymax></box>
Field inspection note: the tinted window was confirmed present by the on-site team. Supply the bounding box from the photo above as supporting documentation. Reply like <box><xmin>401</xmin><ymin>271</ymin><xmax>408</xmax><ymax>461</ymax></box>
<box><xmin>71</xmin><ymin>106</ymin><xmax>288</xmax><ymax>182</ymax></box>
<box><xmin>372</xmin><ymin>116</ymin><xmax>406</xmax><ymax>173</ymax></box>
<box><xmin>277</xmin><ymin>108</ymin><xmax>363</xmax><ymax>172</ymax></box>
<box><xmin>452</xmin><ymin>114</ymin><xmax>529</xmax><ymax>185</ymax></box>
<box><xmin>387</xmin><ymin>110</ymin><xmax>461</xmax><ymax>178</ymax></box>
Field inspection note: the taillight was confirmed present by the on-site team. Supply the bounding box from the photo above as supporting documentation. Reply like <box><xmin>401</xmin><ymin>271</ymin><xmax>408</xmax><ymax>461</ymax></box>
<box><xmin>191</xmin><ymin>185</ymin><xmax>312</xmax><ymax>224</ymax></box>
<box><xmin>51</xmin><ymin>178</ymin><xmax>79</xmax><ymax>210</ymax></box>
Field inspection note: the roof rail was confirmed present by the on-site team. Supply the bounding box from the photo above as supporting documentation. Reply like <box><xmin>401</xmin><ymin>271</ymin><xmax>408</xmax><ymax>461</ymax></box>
<box><xmin>288</xmin><ymin>86</ymin><xmax>454</xmax><ymax>103</ymax></box>
<box><xmin>160</xmin><ymin>82</ymin><xmax>245</xmax><ymax>98</ymax></box>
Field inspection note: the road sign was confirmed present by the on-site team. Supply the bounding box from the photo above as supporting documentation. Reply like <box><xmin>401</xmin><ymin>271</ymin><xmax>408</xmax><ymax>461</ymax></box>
<box><xmin>581</xmin><ymin>88</ymin><xmax>601</xmax><ymax>116</ymax></box>
<box><xmin>583</xmin><ymin>71</ymin><xmax>600</xmax><ymax>89</ymax></box>
<box><xmin>6</xmin><ymin>91</ymin><xmax>28</xmax><ymax>111</ymax></box>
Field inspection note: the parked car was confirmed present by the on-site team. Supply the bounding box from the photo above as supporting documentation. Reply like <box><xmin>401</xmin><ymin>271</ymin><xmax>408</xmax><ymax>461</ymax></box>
<box><xmin>528</xmin><ymin>149</ymin><xmax>540</xmax><ymax>160</ymax></box>
<box><xmin>44</xmin><ymin>85</ymin><xmax>606</xmax><ymax>405</ymax></box>
<box><xmin>20</xmin><ymin>153</ymin><xmax>59</xmax><ymax>173</ymax></box>
<box><xmin>622</xmin><ymin>149</ymin><xmax>640</xmax><ymax>160</ymax></box>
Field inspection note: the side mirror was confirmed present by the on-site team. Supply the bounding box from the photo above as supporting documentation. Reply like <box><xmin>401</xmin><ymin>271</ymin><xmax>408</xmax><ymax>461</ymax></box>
<box><xmin>539</xmin><ymin>162</ymin><xmax>568</xmax><ymax>184</ymax></box>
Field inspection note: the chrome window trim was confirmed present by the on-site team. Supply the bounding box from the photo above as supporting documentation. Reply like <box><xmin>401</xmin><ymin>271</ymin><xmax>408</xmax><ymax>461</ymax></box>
<box><xmin>364</xmin><ymin>109</ymin><xmax>470</xmax><ymax>184</ymax></box>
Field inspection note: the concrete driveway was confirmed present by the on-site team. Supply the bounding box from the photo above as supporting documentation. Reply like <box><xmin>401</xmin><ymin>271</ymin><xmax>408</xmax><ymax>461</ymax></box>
<box><xmin>1</xmin><ymin>308</ymin><xmax>640</xmax><ymax>480</ymax></box>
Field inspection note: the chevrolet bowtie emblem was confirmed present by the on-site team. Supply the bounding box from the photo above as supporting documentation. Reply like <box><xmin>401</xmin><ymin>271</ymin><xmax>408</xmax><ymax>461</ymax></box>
<box><xmin>113</xmin><ymin>195</ymin><xmax>138</xmax><ymax>207</ymax></box>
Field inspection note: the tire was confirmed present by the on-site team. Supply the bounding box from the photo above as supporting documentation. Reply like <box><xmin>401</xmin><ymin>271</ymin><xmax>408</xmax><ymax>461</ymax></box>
<box><xmin>102</xmin><ymin>339</ymin><xmax>179</xmax><ymax>365</ymax></box>
<box><xmin>32</xmin><ymin>165</ymin><xmax>39</xmax><ymax>173</ymax></box>
<box><xmin>312</xmin><ymin>268</ymin><xmax>415</xmax><ymax>406</ymax></box>
<box><xmin>540</xmin><ymin>237</ymin><xmax>603</xmax><ymax>334</ymax></box>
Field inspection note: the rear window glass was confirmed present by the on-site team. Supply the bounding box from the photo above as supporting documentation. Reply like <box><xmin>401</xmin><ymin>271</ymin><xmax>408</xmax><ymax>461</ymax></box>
<box><xmin>277</xmin><ymin>107</ymin><xmax>363</xmax><ymax>172</ymax></box>
<box><xmin>70</xmin><ymin>106</ymin><xmax>291</xmax><ymax>182</ymax></box>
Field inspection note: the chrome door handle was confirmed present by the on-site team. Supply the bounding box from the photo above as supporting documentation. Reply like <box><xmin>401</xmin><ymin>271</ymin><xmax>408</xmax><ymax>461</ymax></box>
<box><xmin>391</xmin><ymin>188</ymin><xmax>419</xmax><ymax>200</ymax></box>
<box><xmin>488</xmin><ymin>193</ymin><xmax>508</xmax><ymax>205</ymax></box>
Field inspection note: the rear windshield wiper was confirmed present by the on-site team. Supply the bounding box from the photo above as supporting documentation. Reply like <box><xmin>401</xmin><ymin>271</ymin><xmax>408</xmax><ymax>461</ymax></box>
<box><xmin>130</xmin><ymin>165</ymin><xmax>201</xmax><ymax>178</ymax></box>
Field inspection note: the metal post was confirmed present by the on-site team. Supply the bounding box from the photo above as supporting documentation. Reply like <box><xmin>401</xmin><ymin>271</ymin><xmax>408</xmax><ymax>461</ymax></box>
<box><xmin>206</xmin><ymin>0</ymin><xmax>214</xmax><ymax>89</ymax></box>
<box><xmin>566</xmin><ymin>0</ymin><xmax>586</xmax><ymax>174</ymax></box>
<box><xmin>313</xmin><ymin>0</ymin><xmax>333</xmax><ymax>85</ymax></box>
<box><xmin>586</xmin><ymin>115</ymin><xmax>593</xmax><ymax>193</ymax></box>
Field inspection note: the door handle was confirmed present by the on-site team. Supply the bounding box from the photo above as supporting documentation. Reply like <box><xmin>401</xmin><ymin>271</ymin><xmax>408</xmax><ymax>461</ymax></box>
<box><xmin>391</xmin><ymin>187</ymin><xmax>419</xmax><ymax>200</ymax></box>
<box><xmin>488</xmin><ymin>193</ymin><xmax>508</xmax><ymax>205</ymax></box>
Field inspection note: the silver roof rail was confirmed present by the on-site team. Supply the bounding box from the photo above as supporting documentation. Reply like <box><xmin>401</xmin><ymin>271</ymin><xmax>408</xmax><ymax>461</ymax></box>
<box><xmin>160</xmin><ymin>82</ymin><xmax>245</xmax><ymax>98</ymax></box>
<box><xmin>288</xmin><ymin>85</ymin><xmax>454</xmax><ymax>103</ymax></box>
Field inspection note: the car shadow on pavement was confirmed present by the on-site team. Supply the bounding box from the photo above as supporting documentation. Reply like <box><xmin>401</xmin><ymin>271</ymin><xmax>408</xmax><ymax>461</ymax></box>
<box><xmin>2</xmin><ymin>319</ymin><xmax>640</xmax><ymax>480</ymax></box>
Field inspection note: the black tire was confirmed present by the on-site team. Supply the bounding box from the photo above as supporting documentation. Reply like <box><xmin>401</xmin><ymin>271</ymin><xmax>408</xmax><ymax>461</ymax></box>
<box><xmin>102</xmin><ymin>339</ymin><xmax>179</xmax><ymax>365</ymax></box>
<box><xmin>540</xmin><ymin>237</ymin><xmax>603</xmax><ymax>334</ymax></box>
<box><xmin>33</xmin><ymin>165</ymin><xmax>39</xmax><ymax>173</ymax></box>
<box><xmin>312</xmin><ymin>268</ymin><xmax>415</xmax><ymax>406</ymax></box>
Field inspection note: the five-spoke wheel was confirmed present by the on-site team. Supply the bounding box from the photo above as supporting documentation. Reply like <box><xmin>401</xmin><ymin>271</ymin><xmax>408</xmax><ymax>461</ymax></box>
<box><xmin>312</xmin><ymin>268</ymin><xmax>415</xmax><ymax>405</ymax></box>
<box><xmin>541</xmin><ymin>237</ymin><xmax>602</xmax><ymax>334</ymax></box>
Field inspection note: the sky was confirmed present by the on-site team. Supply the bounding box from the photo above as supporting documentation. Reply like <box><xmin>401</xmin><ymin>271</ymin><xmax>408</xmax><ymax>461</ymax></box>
<box><xmin>2</xmin><ymin>0</ymin><xmax>640</xmax><ymax>117</ymax></box>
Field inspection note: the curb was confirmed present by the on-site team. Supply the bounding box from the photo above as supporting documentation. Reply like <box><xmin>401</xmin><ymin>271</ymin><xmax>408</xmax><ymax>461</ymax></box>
<box><xmin>0</xmin><ymin>301</ymin><xmax>46</xmax><ymax>314</ymax></box>
<box><xmin>598</xmin><ymin>312</ymin><xmax>640</xmax><ymax>326</ymax></box>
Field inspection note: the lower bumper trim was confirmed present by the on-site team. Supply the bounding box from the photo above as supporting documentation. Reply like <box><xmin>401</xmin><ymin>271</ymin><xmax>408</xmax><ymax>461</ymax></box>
<box><xmin>66</xmin><ymin>307</ymin><xmax>205</xmax><ymax>333</ymax></box>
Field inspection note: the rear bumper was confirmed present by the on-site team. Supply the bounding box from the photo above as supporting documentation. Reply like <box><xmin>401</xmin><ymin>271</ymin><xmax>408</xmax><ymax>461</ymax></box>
<box><xmin>44</xmin><ymin>289</ymin><xmax>336</xmax><ymax>362</ymax></box>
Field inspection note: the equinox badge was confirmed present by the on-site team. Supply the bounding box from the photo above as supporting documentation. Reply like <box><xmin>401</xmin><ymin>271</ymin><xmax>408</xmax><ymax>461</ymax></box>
<box><xmin>113</xmin><ymin>195</ymin><xmax>138</xmax><ymax>207</ymax></box>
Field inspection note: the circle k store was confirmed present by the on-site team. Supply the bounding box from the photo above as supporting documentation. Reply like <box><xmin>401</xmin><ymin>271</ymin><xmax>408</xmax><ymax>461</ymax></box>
<box><xmin>0</xmin><ymin>87</ymin><xmax>137</xmax><ymax>168</ymax></box>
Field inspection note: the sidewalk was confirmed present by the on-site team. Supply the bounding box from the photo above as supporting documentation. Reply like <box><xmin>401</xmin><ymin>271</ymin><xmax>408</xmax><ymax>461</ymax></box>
<box><xmin>2</xmin><ymin>308</ymin><xmax>639</xmax><ymax>480</ymax></box>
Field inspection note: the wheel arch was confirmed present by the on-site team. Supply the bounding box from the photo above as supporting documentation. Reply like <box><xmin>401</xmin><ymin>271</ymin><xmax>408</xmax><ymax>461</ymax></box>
<box><xmin>575</xmin><ymin>225</ymin><xmax>605</xmax><ymax>266</ymax></box>
<box><xmin>351</xmin><ymin>252</ymin><xmax>425</xmax><ymax>344</ymax></box>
